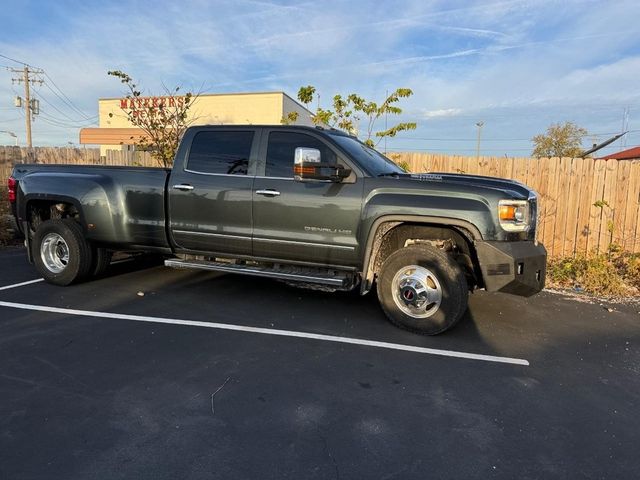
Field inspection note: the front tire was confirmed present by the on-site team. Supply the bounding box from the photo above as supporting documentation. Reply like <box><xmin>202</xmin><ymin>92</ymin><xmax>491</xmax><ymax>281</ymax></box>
<box><xmin>377</xmin><ymin>244</ymin><xmax>468</xmax><ymax>335</ymax></box>
<box><xmin>32</xmin><ymin>219</ymin><xmax>93</xmax><ymax>286</ymax></box>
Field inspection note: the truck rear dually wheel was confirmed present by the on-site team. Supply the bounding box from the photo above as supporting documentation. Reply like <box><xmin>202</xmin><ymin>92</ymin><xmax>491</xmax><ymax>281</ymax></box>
<box><xmin>32</xmin><ymin>219</ymin><xmax>93</xmax><ymax>285</ymax></box>
<box><xmin>90</xmin><ymin>246</ymin><xmax>112</xmax><ymax>277</ymax></box>
<box><xmin>377</xmin><ymin>244</ymin><xmax>468</xmax><ymax>335</ymax></box>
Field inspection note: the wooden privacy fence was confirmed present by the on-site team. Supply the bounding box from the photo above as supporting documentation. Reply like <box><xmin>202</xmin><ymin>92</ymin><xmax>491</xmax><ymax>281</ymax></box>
<box><xmin>393</xmin><ymin>152</ymin><xmax>640</xmax><ymax>258</ymax></box>
<box><xmin>0</xmin><ymin>146</ymin><xmax>157</xmax><ymax>193</ymax></box>
<box><xmin>0</xmin><ymin>146</ymin><xmax>156</xmax><ymax>167</ymax></box>
<box><xmin>2</xmin><ymin>146</ymin><xmax>639</xmax><ymax>258</ymax></box>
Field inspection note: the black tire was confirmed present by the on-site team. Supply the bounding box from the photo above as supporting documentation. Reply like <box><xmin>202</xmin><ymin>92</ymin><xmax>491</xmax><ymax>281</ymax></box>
<box><xmin>32</xmin><ymin>219</ymin><xmax>93</xmax><ymax>286</ymax></box>
<box><xmin>377</xmin><ymin>244</ymin><xmax>468</xmax><ymax>335</ymax></box>
<box><xmin>91</xmin><ymin>246</ymin><xmax>112</xmax><ymax>277</ymax></box>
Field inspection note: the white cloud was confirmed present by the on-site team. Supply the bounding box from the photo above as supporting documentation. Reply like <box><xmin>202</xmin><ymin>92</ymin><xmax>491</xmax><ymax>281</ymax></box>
<box><xmin>0</xmin><ymin>0</ymin><xmax>639</xmax><ymax>153</ymax></box>
<box><xmin>422</xmin><ymin>108</ymin><xmax>463</xmax><ymax>119</ymax></box>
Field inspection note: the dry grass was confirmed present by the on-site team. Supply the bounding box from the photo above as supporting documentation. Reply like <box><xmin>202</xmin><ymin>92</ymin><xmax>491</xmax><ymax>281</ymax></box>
<box><xmin>547</xmin><ymin>251</ymin><xmax>640</xmax><ymax>298</ymax></box>
<box><xmin>0</xmin><ymin>190</ymin><xmax>17</xmax><ymax>246</ymax></box>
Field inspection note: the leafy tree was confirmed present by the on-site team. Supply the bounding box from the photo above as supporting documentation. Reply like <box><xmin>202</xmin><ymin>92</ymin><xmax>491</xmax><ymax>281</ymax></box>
<box><xmin>107</xmin><ymin>70</ymin><xmax>196</xmax><ymax>167</ymax></box>
<box><xmin>297</xmin><ymin>85</ymin><xmax>316</xmax><ymax>105</ymax></box>
<box><xmin>287</xmin><ymin>86</ymin><xmax>417</xmax><ymax>147</ymax></box>
<box><xmin>348</xmin><ymin>89</ymin><xmax>417</xmax><ymax>147</ymax></box>
<box><xmin>531</xmin><ymin>122</ymin><xmax>588</xmax><ymax>158</ymax></box>
<box><xmin>281</xmin><ymin>85</ymin><xmax>316</xmax><ymax>125</ymax></box>
<box><xmin>281</xmin><ymin>111</ymin><xmax>300</xmax><ymax>125</ymax></box>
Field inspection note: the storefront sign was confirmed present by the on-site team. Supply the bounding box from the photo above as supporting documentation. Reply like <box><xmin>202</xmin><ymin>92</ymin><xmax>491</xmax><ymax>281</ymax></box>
<box><xmin>118</xmin><ymin>96</ymin><xmax>188</xmax><ymax>119</ymax></box>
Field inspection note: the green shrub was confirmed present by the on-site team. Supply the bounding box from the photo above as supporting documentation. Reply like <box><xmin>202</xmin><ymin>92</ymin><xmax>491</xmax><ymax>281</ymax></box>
<box><xmin>615</xmin><ymin>253</ymin><xmax>640</xmax><ymax>290</ymax></box>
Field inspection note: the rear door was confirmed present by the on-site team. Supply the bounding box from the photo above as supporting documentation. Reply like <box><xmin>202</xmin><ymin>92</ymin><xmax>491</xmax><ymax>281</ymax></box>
<box><xmin>168</xmin><ymin>127</ymin><xmax>259</xmax><ymax>255</ymax></box>
<box><xmin>251</xmin><ymin>129</ymin><xmax>363</xmax><ymax>267</ymax></box>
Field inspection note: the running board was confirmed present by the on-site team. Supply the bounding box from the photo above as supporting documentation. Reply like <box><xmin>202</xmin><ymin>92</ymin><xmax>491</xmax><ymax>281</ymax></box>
<box><xmin>164</xmin><ymin>259</ymin><xmax>349</xmax><ymax>287</ymax></box>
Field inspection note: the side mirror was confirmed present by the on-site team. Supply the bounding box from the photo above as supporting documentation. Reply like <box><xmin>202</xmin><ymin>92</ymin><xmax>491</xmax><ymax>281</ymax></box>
<box><xmin>293</xmin><ymin>147</ymin><xmax>351</xmax><ymax>182</ymax></box>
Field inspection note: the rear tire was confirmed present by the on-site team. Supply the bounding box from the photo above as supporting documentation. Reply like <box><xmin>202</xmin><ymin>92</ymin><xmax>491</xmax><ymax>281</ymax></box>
<box><xmin>32</xmin><ymin>219</ymin><xmax>93</xmax><ymax>286</ymax></box>
<box><xmin>377</xmin><ymin>244</ymin><xmax>468</xmax><ymax>335</ymax></box>
<box><xmin>91</xmin><ymin>246</ymin><xmax>112</xmax><ymax>277</ymax></box>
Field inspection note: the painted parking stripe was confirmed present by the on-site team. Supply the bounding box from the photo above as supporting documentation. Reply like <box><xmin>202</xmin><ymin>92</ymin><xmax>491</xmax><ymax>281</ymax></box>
<box><xmin>0</xmin><ymin>300</ymin><xmax>529</xmax><ymax>366</ymax></box>
<box><xmin>0</xmin><ymin>278</ymin><xmax>44</xmax><ymax>291</ymax></box>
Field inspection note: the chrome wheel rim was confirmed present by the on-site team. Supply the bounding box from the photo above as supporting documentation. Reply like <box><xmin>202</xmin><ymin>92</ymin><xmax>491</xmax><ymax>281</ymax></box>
<box><xmin>40</xmin><ymin>233</ymin><xmax>70</xmax><ymax>274</ymax></box>
<box><xmin>391</xmin><ymin>265</ymin><xmax>442</xmax><ymax>318</ymax></box>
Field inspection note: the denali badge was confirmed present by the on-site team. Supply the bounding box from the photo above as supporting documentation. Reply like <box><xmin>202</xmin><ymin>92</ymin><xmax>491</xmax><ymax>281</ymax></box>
<box><xmin>305</xmin><ymin>226</ymin><xmax>353</xmax><ymax>235</ymax></box>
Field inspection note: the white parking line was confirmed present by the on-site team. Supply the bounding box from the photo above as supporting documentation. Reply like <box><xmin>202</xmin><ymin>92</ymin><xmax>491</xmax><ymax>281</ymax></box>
<box><xmin>0</xmin><ymin>300</ymin><xmax>529</xmax><ymax>366</ymax></box>
<box><xmin>0</xmin><ymin>278</ymin><xmax>44</xmax><ymax>291</ymax></box>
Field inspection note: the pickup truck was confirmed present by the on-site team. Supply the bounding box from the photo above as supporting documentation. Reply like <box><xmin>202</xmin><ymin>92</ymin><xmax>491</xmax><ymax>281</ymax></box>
<box><xmin>8</xmin><ymin>125</ymin><xmax>546</xmax><ymax>334</ymax></box>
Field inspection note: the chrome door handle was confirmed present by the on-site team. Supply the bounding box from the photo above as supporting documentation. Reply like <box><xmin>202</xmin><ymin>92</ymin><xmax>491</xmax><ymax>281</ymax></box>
<box><xmin>256</xmin><ymin>189</ymin><xmax>281</xmax><ymax>196</ymax></box>
<box><xmin>173</xmin><ymin>184</ymin><xmax>194</xmax><ymax>191</ymax></box>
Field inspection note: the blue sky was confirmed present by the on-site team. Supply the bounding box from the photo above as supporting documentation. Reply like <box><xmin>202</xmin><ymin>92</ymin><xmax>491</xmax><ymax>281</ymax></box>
<box><xmin>1</xmin><ymin>0</ymin><xmax>639</xmax><ymax>156</ymax></box>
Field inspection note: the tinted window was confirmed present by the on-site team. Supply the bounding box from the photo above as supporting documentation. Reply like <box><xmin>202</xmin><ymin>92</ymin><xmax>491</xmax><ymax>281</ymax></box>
<box><xmin>266</xmin><ymin>132</ymin><xmax>337</xmax><ymax>177</ymax></box>
<box><xmin>187</xmin><ymin>131</ymin><xmax>254</xmax><ymax>175</ymax></box>
<box><xmin>330</xmin><ymin>134</ymin><xmax>403</xmax><ymax>176</ymax></box>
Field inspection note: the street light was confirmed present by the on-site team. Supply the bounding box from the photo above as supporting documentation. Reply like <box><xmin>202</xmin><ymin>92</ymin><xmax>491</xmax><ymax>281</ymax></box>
<box><xmin>475</xmin><ymin>121</ymin><xmax>484</xmax><ymax>159</ymax></box>
<box><xmin>0</xmin><ymin>130</ymin><xmax>18</xmax><ymax>146</ymax></box>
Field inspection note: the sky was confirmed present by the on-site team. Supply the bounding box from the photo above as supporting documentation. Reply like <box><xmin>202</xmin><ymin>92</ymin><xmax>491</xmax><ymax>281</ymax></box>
<box><xmin>0</xmin><ymin>0</ymin><xmax>639</xmax><ymax>156</ymax></box>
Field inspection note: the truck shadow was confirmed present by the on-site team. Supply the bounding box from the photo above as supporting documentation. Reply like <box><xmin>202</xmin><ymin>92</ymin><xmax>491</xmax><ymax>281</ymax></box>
<box><xmin>121</xmin><ymin>267</ymin><xmax>497</xmax><ymax>356</ymax></box>
<box><xmin>73</xmin><ymin>259</ymin><xmax>516</xmax><ymax>360</ymax></box>
<box><xmin>99</xmin><ymin>253</ymin><xmax>166</xmax><ymax>278</ymax></box>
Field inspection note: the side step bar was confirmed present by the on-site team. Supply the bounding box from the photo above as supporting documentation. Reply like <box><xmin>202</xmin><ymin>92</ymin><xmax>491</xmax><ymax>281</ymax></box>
<box><xmin>164</xmin><ymin>258</ymin><xmax>349</xmax><ymax>287</ymax></box>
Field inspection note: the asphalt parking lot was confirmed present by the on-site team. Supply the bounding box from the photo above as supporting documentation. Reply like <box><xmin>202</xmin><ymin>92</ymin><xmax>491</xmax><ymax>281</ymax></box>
<box><xmin>1</xmin><ymin>247</ymin><xmax>639</xmax><ymax>479</ymax></box>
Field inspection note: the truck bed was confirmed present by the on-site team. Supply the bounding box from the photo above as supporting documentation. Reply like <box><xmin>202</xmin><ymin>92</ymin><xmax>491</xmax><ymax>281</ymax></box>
<box><xmin>12</xmin><ymin>163</ymin><xmax>171</xmax><ymax>249</ymax></box>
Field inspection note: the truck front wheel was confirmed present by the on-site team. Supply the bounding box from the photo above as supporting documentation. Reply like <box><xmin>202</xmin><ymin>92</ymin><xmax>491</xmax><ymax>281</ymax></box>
<box><xmin>377</xmin><ymin>244</ymin><xmax>468</xmax><ymax>335</ymax></box>
<box><xmin>32</xmin><ymin>219</ymin><xmax>93</xmax><ymax>285</ymax></box>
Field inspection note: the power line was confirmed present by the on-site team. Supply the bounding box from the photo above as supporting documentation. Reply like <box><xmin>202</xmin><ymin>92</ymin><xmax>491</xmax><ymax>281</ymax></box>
<box><xmin>38</xmin><ymin>108</ymin><xmax>97</xmax><ymax>128</ymax></box>
<box><xmin>37</xmin><ymin>116</ymin><xmax>88</xmax><ymax>130</ymax></box>
<box><xmin>386</xmin><ymin>143</ymin><xmax>640</xmax><ymax>153</ymax></box>
<box><xmin>40</xmin><ymin>110</ymin><xmax>96</xmax><ymax>128</ymax></box>
<box><xmin>413</xmin><ymin>103</ymin><xmax>640</xmax><ymax>118</ymax></box>
<box><xmin>32</xmin><ymin>90</ymin><xmax>82</xmax><ymax>123</ymax></box>
<box><xmin>387</xmin><ymin>147</ymin><xmax>535</xmax><ymax>152</ymax></box>
<box><xmin>395</xmin><ymin>136</ymin><xmax>533</xmax><ymax>142</ymax></box>
<box><xmin>32</xmin><ymin>89</ymin><xmax>95</xmax><ymax>124</ymax></box>
<box><xmin>0</xmin><ymin>53</ymin><xmax>31</xmax><ymax>66</ymax></box>
<box><xmin>43</xmin><ymin>72</ymin><xmax>93</xmax><ymax>121</ymax></box>
<box><xmin>393</xmin><ymin>129</ymin><xmax>640</xmax><ymax>142</ymax></box>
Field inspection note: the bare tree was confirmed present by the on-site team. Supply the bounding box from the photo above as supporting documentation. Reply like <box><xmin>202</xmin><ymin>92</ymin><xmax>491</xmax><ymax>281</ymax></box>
<box><xmin>107</xmin><ymin>70</ymin><xmax>197</xmax><ymax>167</ymax></box>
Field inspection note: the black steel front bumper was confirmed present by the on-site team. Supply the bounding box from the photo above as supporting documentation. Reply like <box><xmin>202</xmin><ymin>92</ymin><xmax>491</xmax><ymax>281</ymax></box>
<box><xmin>475</xmin><ymin>241</ymin><xmax>546</xmax><ymax>297</ymax></box>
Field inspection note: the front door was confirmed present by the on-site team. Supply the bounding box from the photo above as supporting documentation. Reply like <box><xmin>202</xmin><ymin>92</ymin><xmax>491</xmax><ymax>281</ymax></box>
<box><xmin>168</xmin><ymin>128</ymin><xmax>259</xmax><ymax>255</ymax></box>
<box><xmin>252</xmin><ymin>129</ymin><xmax>363</xmax><ymax>267</ymax></box>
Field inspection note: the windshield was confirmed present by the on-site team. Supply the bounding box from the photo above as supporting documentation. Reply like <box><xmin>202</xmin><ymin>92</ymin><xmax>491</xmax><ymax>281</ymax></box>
<box><xmin>330</xmin><ymin>135</ymin><xmax>405</xmax><ymax>176</ymax></box>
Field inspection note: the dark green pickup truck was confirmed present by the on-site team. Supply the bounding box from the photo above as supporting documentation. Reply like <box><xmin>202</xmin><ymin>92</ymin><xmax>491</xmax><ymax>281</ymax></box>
<box><xmin>8</xmin><ymin>125</ymin><xmax>546</xmax><ymax>334</ymax></box>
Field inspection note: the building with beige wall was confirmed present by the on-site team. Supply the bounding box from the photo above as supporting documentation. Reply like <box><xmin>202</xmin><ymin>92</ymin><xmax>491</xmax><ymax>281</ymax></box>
<box><xmin>80</xmin><ymin>91</ymin><xmax>314</xmax><ymax>154</ymax></box>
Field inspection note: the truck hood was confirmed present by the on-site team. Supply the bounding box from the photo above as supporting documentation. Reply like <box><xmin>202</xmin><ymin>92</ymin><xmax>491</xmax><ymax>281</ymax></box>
<box><xmin>409</xmin><ymin>172</ymin><xmax>533</xmax><ymax>200</ymax></box>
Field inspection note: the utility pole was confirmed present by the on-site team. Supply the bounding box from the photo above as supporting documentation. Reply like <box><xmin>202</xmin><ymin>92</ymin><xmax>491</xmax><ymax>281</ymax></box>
<box><xmin>475</xmin><ymin>121</ymin><xmax>484</xmax><ymax>159</ymax></box>
<box><xmin>10</xmin><ymin>65</ymin><xmax>43</xmax><ymax>151</ymax></box>
<box><xmin>620</xmin><ymin>107</ymin><xmax>630</xmax><ymax>148</ymax></box>
<box><xmin>23</xmin><ymin>67</ymin><xmax>32</xmax><ymax>148</ymax></box>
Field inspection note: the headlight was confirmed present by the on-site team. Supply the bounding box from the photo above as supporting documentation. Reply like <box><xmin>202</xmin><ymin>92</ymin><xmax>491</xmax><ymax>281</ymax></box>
<box><xmin>498</xmin><ymin>199</ymin><xmax>530</xmax><ymax>232</ymax></box>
